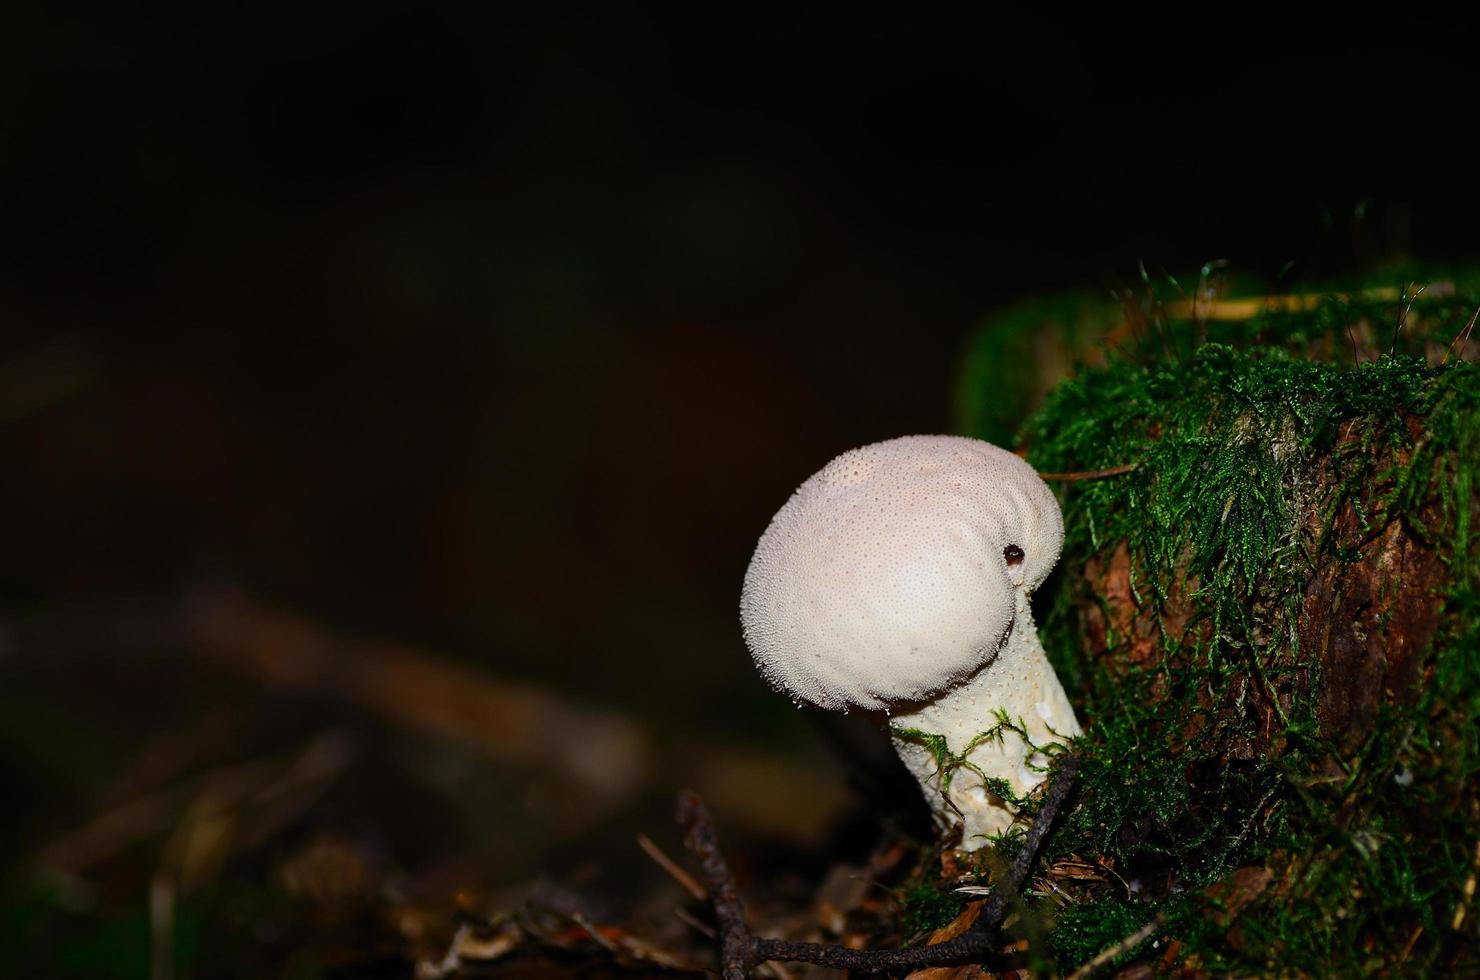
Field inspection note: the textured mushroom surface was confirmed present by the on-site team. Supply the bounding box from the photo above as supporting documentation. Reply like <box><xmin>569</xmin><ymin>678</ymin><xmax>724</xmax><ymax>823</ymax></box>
<box><xmin>741</xmin><ymin>434</ymin><xmax>1080</xmax><ymax>848</ymax></box>
<box><xmin>741</xmin><ymin>434</ymin><xmax>1063</xmax><ymax>711</ymax></box>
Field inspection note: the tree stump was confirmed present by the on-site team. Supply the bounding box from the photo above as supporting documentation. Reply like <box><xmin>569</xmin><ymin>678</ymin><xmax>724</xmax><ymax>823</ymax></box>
<box><xmin>959</xmin><ymin>282</ymin><xmax>1480</xmax><ymax>975</ymax></box>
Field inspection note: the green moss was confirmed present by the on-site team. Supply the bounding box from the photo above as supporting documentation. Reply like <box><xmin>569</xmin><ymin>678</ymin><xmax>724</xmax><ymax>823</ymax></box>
<box><xmin>899</xmin><ymin>881</ymin><xmax>966</xmax><ymax>936</ymax></box>
<box><xmin>0</xmin><ymin>879</ymin><xmax>207</xmax><ymax>980</ymax></box>
<box><xmin>1050</xmin><ymin>897</ymin><xmax>1174</xmax><ymax>969</ymax></box>
<box><xmin>958</xmin><ymin>279</ymin><xmax>1480</xmax><ymax>974</ymax></box>
<box><xmin>891</xmin><ymin>709</ymin><xmax>1062</xmax><ymax>809</ymax></box>
<box><xmin>955</xmin><ymin>290</ymin><xmax>1125</xmax><ymax>445</ymax></box>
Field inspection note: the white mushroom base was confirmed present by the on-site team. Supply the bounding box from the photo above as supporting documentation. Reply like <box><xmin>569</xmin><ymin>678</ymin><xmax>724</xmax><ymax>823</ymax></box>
<box><xmin>889</xmin><ymin>598</ymin><xmax>1081</xmax><ymax>850</ymax></box>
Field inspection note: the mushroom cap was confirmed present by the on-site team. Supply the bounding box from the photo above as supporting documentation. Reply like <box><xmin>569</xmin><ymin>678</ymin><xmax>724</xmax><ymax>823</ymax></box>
<box><xmin>741</xmin><ymin>435</ymin><xmax>1063</xmax><ymax>711</ymax></box>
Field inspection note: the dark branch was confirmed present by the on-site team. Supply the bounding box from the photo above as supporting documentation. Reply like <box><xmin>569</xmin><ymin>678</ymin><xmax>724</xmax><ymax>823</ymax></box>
<box><xmin>676</xmin><ymin>790</ymin><xmax>755</xmax><ymax>980</ymax></box>
<box><xmin>677</xmin><ymin>755</ymin><xmax>1080</xmax><ymax>978</ymax></box>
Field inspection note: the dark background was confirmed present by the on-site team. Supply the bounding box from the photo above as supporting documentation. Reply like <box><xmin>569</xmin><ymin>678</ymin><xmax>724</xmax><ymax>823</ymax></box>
<box><xmin>2</xmin><ymin>8</ymin><xmax>1475</xmax><ymax>975</ymax></box>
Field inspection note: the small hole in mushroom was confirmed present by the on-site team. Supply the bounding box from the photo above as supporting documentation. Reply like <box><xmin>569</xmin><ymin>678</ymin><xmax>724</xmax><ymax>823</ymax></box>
<box><xmin>1004</xmin><ymin>544</ymin><xmax>1025</xmax><ymax>567</ymax></box>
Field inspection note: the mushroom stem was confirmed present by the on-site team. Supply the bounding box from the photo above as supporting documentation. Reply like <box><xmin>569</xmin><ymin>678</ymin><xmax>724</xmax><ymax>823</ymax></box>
<box><xmin>890</xmin><ymin>594</ymin><xmax>1080</xmax><ymax>849</ymax></box>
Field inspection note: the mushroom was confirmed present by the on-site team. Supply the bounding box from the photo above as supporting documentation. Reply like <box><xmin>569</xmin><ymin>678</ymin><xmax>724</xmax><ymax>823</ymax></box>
<box><xmin>740</xmin><ymin>434</ymin><xmax>1080</xmax><ymax>849</ymax></box>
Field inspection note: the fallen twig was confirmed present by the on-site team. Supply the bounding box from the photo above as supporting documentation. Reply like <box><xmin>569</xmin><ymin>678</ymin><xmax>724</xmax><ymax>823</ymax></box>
<box><xmin>570</xmin><ymin>912</ymin><xmax>620</xmax><ymax>955</ymax></box>
<box><xmin>678</xmin><ymin>755</ymin><xmax>1079</xmax><ymax>979</ymax></box>
<box><xmin>1444</xmin><ymin>306</ymin><xmax>1478</xmax><ymax>365</ymax></box>
<box><xmin>1066</xmin><ymin>912</ymin><xmax>1166</xmax><ymax>980</ymax></box>
<box><xmin>638</xmin><ymin>833</ymin><xmax>707</xmax><ymax>901</ymax></box>
<box><xmin>1164</xmin><ymin>283</ymin><xmax>1454</xmax><ymax>323</ymax></box>
<box><xmin>1037</xmin><ymin>464</ymin><xmax>1137</xmax><ymax>483</ymax></box>
<box><xmin>1452</xmin><ymin>838</ymin><xmax>1480</xmax><ymax>931</ymax></box>
<box><xmin>673</xmin><ymin>906</ymin><xmax>716</xmax><ymax>938</ymax></box>
<box><xmin>1398</xmin><ymin>924</ymin><xmax>1424</xmax><ymax>965</ymax></box>
<box><xmin>183</xmin><ymin>588</ymin><xmax>652</xmax><ymax>806</ymax></box>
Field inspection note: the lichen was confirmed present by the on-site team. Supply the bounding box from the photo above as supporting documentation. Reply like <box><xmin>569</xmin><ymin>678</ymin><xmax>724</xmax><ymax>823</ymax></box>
<box><xmin>957</xmin><ymin>277</ymin><xmax>1480</xmax><ymax>974</ymax></box>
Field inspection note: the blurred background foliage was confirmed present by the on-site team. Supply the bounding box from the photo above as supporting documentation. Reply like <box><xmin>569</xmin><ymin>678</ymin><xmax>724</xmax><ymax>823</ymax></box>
<box><xmin>2</xmin><ymin>8</ymin><xmax>1478</xmax><ymax>977</ymax></box>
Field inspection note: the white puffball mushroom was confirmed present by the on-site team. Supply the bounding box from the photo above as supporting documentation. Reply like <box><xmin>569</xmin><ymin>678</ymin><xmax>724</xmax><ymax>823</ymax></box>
<box><xmin>741</xmin><ymin>434</ymin><xmax>1081</xmax><ymax>849</ymax></box>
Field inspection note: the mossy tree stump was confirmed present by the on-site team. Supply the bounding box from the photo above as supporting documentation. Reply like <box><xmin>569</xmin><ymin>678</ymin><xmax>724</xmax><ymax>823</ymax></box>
<box><xmin>959</xmin><ymin>282</ymin><xmax>1480</xmax><ymax>975</ymax></box>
